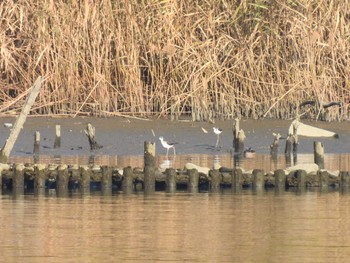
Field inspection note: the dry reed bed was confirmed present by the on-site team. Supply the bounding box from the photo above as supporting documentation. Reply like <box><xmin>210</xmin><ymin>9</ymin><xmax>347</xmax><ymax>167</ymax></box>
<box><xmin>0</xmin><ymin>0</ymin><xmax>350</xmax><ymax>120</ymax></box>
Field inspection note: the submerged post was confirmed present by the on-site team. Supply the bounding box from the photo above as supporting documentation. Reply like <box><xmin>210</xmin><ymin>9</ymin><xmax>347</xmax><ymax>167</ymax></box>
<box><xmin>187</xmin><ymin>169</ymin><xmax>199</xmax><ymax>192</ymax></box>
<box><xmin>314</xmin><ymin>141</ymin><xmax>324</xmax><ymax>169</ymax></box>
<box><xmin>0</xmin><ymin>76</ymin><xmax>42</xmax><ymax>163</ymax></box>
<box><xmin>340</xmin><ymin>171</ymin><xmax>350</xmax><ymax>188</ymax></box>
<box><xmin>318</xmin><ymin>170</ymin><xmax>328</xmax><ymax>189</ymax></box>
<box><xmin>232</xmin><ymin>168</ymin><xmax>243</xmax><ymax>190</ymax></box>
<box><xmin>165</xmin><ymin>168</ymin><xmax>176</xmax><ymax>192</ymax></box>
<box><xmin>209</xmin><ymin>169</ymin><xmax>221</xmax><ymax>190</ymax></box>
<box><xmin>144</xmin><ymin>141</ymin><xmax>156</xmax><ymax>193</ymax></box>
<box><xmin>252</xmin><ymin>169</ymin><xmax>264</xmax><ymax>189</ymax></box>
<box><xmin>13</xmin><ymin>164</ymin><xmax>25</xmax><ymax>188</ymax></box>
<box><xmin>57</xmin><ymin>165</ymin><xmax>69</xmax><ymax>190</ymax></box>
<box><xmin>274</xmin><ymin>169</ymin><xmax>286</xmax><ymax>190</ymax></box>
<box><xmin>122</xmin><ymin>166</ymin><xmax>134</xmax><ymax>193</ymax></box>
<box><xmin>80</xmin><ymin>165</ymin><xmax>91</xmax><ymax>189</ymax></box>
<box><xmin>296</xmin><ymin>170</ymin><xmax>307</xmax><ymax>189</ymax></box>
<box><xmin>34</xmin><ymin>165</ymin><xmax>46</xmax><ymax>190</ymax></box>
<box><xmin>101</xmin><ymin>166</ymin><xmax>112</xmax><ymax>192</ymax></box>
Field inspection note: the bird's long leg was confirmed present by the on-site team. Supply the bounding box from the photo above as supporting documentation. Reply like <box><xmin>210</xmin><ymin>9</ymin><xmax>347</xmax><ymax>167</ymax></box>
<box><xmin>173</xmin><ymin>146</ymin><xmax>176</xmax><ymax>158</ymax></box>
<box><xmin>216</xmin><ymin>135</ymin><xmax>219</xmax><ymax>148</ymax></box>
<box><xmin>166</xmin><ymin>148</ymin><xmax>169</xmax><ymax>159</ymax></box>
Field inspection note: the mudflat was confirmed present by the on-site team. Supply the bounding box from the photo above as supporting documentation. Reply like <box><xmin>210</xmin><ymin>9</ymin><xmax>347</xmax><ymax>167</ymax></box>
<box><xmin>0</xmin><ymin>116</ymin><xmax>348</xmax><ymax>157</ymax></box>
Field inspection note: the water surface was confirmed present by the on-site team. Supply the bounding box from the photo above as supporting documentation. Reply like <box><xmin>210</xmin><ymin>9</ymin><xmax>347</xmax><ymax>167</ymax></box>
<box><xmin>1</xmin><ymin>189</ymin><xmax>350</xmax><ymax>262</ymax></box>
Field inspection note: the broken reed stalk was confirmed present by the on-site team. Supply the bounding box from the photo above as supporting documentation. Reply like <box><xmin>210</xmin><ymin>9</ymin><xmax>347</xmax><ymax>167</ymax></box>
<box><xmin>0</xmin><ymin>76</ymin><xmax>42</xmax><ymax>163</ymax></box>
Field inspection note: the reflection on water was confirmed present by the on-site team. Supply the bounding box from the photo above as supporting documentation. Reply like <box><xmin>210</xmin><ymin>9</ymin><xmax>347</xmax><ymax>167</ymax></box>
<box><xmin>2</xmin><ymin>189</ymin><xmax>350</xmax><ymax>262</ymax></box>
<box><xmin>9</xmin><ymin>153</ymin><xmax>350</xmax><ymax>171</ymax></box>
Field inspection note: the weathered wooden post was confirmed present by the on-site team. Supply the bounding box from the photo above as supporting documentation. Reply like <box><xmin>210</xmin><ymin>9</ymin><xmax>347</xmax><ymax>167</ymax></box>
<box><xmin>57</xmin><ymin>165</ymin><xmax>69</xmax><ymax>189</ymax></box>
<box><xmin>296</xmin><ymin>170</ymin><xmax>307</xmax><ymax>189</ymax></box>
<box><xmin>284</xmin><ymin>135</ymin><xmax>292</xmax><ymax>158</ymax></box>
<box><xmin>80</xmin><ymin>165</ymin><xmax>91</xmax><ymax>189</ymax></box>
<box><xmin>270</xmin><ymin>133</ymin><xmax>281</xmax><ymax>160</ymax></box>
<box><xmin>187</xmin><ymin>169</ymin><xmax>199</xmax><ymax>193</ymax></box>
<box><xmin>274</xmin><ymin>169</ymin><xmax>286</xmax><ymax>191</ymax></box>
<box><xmin>232</xmin><ymin>118</ymin><xmax>239</xmax><ymax>149</ymax></box>
<box><xmin>101</xmin><ymin>166</ymin><xmax>112</xmax><ymax>192</ymax></box>
<box><xmin>232</xmin><ymin>168</ymin><xmax>243</xmax><ymax>190</ymax></box>
<box><xmin>84</xmin><ymin>123</ymin><xmax>103</xmax><ymax>150</ymax></box>
<box><xmin>0</xmin><ymin>76</ymin><xmax>42</xmax><ymax>163</ymax></box>
<box><xmin>54</xmin><ymin>125</ymin><xmax>61</xmax><ymax>149</ymax></box>
<box><xmin>340</xmin><ymin>171</ymin><xmax>350</xmax><ymax>188</ymax></box>
<box><xmin>122</xmin><ymin>166</ymin><xmax>134</xmax><ymax>193</ymax></box>
<box><xmin>33</xmin><ymin>131</ymin><xmax>40</xmax><ymax>154</ymax></box>
<box><xmin>165</xmin><ymin>168</ymin><xmax>176</xmax><ymax>192</ymax></box>
<box><xmin>318</xmin><ymin>170</ymin><xmax>328</xmax><ymax>189</ymax></box>
<box><xmin>144</xmin><ymin>141</ymin><xmax>156</xmax><ymax>193</ymax></box>
<box><xmin>252</xmin><ymin>169</ymin><xmax>264</xmax><ymax>189</ymax></box>
<box><xmin>13</xmin><ymin>164</ymin><xmax>25</xmax><ymax>189</ymax></box>
<box><xmin>209</xmin><ymin>169</ymin><xmax>221</xmax><ymax>190</ymax></box>
<box><xmin>314</xmin><ymin>141</ymin><xmax>324</xmax><ymax>169</ymax></box>
<box><xmin>34</xmin><ymin>164</ymin><xmax>46</xmax><ymax>190</ymax></box>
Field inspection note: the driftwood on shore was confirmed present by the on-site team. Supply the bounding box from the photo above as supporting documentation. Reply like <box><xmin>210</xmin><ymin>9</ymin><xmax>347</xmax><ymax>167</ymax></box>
<box><xmin>0</xmin><ymin>76</ymin><xmax>43</xmax><ymax>163</ymax></box>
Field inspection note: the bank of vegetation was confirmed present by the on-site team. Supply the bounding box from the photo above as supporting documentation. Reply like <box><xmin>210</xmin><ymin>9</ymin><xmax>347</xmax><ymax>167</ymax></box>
<box><xmin>1</xmin><ymin>0</ymin><xmax>349</xmax><ymax>121</ymax></box>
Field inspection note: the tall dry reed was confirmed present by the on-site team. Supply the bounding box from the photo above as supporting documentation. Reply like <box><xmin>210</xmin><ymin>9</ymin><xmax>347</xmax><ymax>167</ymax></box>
<box><xmin>0</xmin><ymin>0</ymin><xmax>350</xmax><ymax>121</ymax></box>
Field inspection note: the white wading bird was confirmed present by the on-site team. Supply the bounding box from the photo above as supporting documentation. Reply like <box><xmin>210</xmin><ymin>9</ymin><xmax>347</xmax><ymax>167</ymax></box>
<box><xmin>213</xmin><ymin>127</ymin><xmax>223</xmax><ymax>148</ymax></box>
<box><xmin>159</xmin><ymin>136</ymin><xmax>176</xmax><ymax>158</ymax></box>
<box><xmin>288</xmin><ymin>119</ymin><xmax>339</xmax><ymax>138</ymax></box>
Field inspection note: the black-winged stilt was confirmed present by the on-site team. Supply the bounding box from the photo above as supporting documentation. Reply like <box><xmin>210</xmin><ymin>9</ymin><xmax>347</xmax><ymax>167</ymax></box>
<box><xmin>159</xmin><ymin>136</ymin><xmax>176</xmax><ymax>158</ymax></box>
<box><xmin>213</xmin><ymin>127</ymin><xmax>222</xmax><ymax>148</ymax></box>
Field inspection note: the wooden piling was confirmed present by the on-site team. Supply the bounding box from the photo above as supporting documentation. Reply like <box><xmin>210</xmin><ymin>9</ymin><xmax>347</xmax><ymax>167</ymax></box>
<box><xmin>232</xmin><ymin>118</ymin><xmax>240</xmax><ymax>149</ymax></box>
<box><xmin>101</xmin><ymin>166</ymin><xmax>112</xmax><ymax>191</ymax></box>
<box><xmin>54</xmin><ymin>125</ymin><xmax>61</xmax><ymax>149</ymax></box>
<box><xmin>209</xmin><ymin>169</ymin><xmax>221</xmax><ymax>190</ymax></box>
<box><xmin>340</xmin><ymin>171</ymin><xmax>350</xmax><ymax>188</ymax></box>
<box><xmin>57</xmin><ymin>165</ymin><xmax>69</xmax><ymax>189</ymax></box>
<box><xmin>296</xmin><ymin>170</ymin><xmax>307</xmax><ymax>188</ymax></box>
<box><xmin>314</xmin><ymin>141</ymin><xmax>325</xmax><ymax>169</ymax></box>
<box><xmin>187</xmin><ymin>169</ymin><xmax>199</xmax><ymax>191</ymax></box>
<box><xmin>252</xmin><ymin>169</ymin><xmax>264</xmax><ymax>189</ymax></box>
<box><xmin>270</xmin><ymin>133</ymin><xmax>281</xmax><ymax>160</ymax></box>
<box><xmin>122</xmin><ymin>166</ymin><xmax>134</xmax><ymax>192</ymax></box>
<box><xmin>13</xmin><ymin>164</ymin><xmax>25</xmax><ymax>188</ymax></box>
<box><xmin>274</xmin><ymin>169</ymin><xmax>286</xmax><ymax>190</ymax></box>
<box><xmin>318</xmin><ymin>170</ymin><xmax>328</xmax><ymax>189</ymax></box>
<box><xmin>34</xmin><ymin>165</ymin><xmax>47</xmax><ymax>189</ymax></box>
<box><xmin>232</xmin><ymin>168</ymin><xmax>243</xmax><ymax>189</ymax></box>
<box><xmin>80</xmin><ymin>165</ymin><xmax>91</xmax><ymax>189</ymax></box>
<box><xmin>144</xmin><ymin>141</ymin><xmax>156</xmax><ymax>192</ymax></box>
<box><xmin>237</xmin><ymin>130</ymin><xmax>246</xmax><ymax>155</ymax></box>
<box><xmin>165</xmin><ymin>168</ymin><xmax>176</xmax><ymax>192</ymax></box>
<box><xmin>33</xmin><ymin>131</ymin><xmax>40</xmax><ymax>155</ymax></box>
<box><xmin>284</xmin><ymin>135</ymin><xmax>292</xmax><ymax>158</ymax></box>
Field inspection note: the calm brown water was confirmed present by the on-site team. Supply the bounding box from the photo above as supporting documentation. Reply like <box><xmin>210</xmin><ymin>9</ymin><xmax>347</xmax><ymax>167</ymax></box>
<box><xmin>2</xmin><ymin>117</ymin><xmax>350</xmax><ymax>262</ymax></box>
<box><xmin>1</xmin><ymin>189</ymin><xmax>350</xmax><ymax>262</ymax></box>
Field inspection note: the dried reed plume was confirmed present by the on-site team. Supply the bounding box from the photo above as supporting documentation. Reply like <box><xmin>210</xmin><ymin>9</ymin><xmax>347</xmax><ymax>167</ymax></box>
<box><xmin>1</xmin><ymin>0</ymin><xmax>350</xmax><ymax>121</ymax></box>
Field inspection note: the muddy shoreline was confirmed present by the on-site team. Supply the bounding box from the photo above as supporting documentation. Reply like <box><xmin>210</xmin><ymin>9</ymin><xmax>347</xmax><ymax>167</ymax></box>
<box><xmin>0</xmin><ymin>116</ymin><xmax>349</xmax><ymax>158</ymax></box>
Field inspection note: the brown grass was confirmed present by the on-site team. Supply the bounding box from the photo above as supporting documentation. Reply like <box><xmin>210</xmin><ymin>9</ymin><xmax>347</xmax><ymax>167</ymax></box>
<box><xmin>1</xmin><ymin>0</ymin><xmax>350</xmax><ymax>121</ymax></box>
